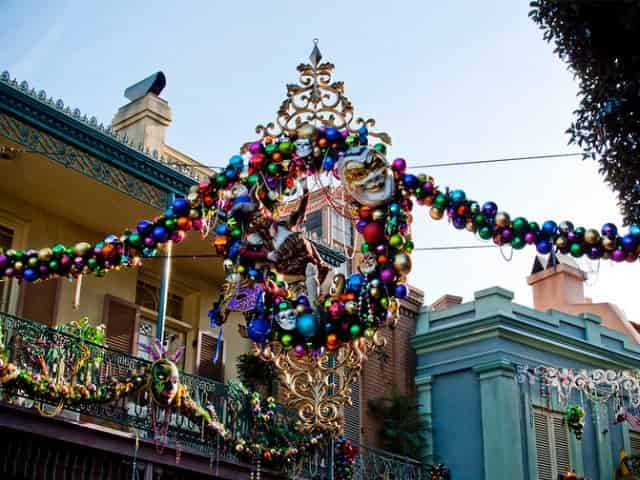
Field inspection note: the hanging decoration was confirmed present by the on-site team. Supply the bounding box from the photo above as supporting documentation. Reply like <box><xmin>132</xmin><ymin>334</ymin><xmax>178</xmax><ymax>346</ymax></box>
<box><xmin>563</xmin><ymin>405</ymin><xmax>586</xmax><ymax>439</ymax></box>
<box><xmin>0</xmin><ymin>347</ymin><xmax>325</xmax><ymax>469</ymax></box>
<box><xmin>1</xmin><ymin>41</ymin><xmax>638</xmax><ymax>433</ymax></box>
<box><xmin>334</xmin><ymin>437</ymin><xmax>358</xmax><ymax>480</ymax></box>
<box><xmin>427</xmin><ymin>464</ymin><xmax>451</xmax><ymax>480</ymax></box>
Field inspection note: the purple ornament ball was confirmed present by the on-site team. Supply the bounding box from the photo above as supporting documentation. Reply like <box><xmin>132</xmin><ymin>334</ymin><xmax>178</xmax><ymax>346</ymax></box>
<box><xmin>452</xmin><ymin>217</ymin><xmax>466</xmax><ymax>229</ymax></box>
<box><xmin>192</xmin><ymin>218</ymin><xmax>204</xmax><ymax>231</ymax></box>
<box><xmin>0</xmin><ymin>254</ymin><xmax>7</xmax><ymax>269</ymax></box>
<box><xmin>380</xmin><ymin>268</ymin><xmax>395</xmax><ymax>284</ymax></box>
<box><xmin>391</xmin><ymin>158</ymin><xmax>407</xmax><ymax>173</ymax></box>
<box><xmin>356</xmin><ymin>219</ymin><xmax>368</xmax><ymax>234</ymax></box>
<box><xmin>501</xmin><ymin>228</ymin><xmax>513</xmax><ymax>242</ymax></box>
<box><xmin>137</xmin><ymin>220</ymin><xmax>153</xmax><ymax>234</ymax></box>
<box><xmin>611</xmin><ymin>249</ymin><xmax>625</xmax><ymax>262</ymax></box>
<box><xmin>587</xmin><ymin>246</ymin><xmax>602</xmax><ymax>260</ymax></box>
<box><xmin>144</xmin><ymin>236</ymin><xmax>156</xmax><ymax>248</ymax></box>
<box><xmin>524</xmin><ymin>232</ymin><xmax>537</xmax><ymax>244</ymax></box>
<box><xmin>249</xmin><ymin>142</ymin><xmax>262</xmax><ymax>155</ymax></box>
<box><xmin>294</xmin><ymin>345</ymin><xmax>305</xmax><ymax>356</ymax></box>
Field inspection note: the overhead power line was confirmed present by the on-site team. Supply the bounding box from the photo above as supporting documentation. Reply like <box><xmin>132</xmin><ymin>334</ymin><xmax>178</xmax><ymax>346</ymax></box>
<box><xmin>2</xmin><ymin>145</ymin><xmax>584</xmax><ymax>170</ymax></box>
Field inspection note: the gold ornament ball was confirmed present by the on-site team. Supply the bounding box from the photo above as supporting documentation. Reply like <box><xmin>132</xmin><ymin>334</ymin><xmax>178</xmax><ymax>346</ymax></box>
<box><xmin>73</xmin><ymin>242</ymin><xmax>92</xmax><ymax>257</ymax></box>
<box><xmin>296</xmin><ymin>304</ymin><xmax>306</xmax><ymax>314</ymax></box>
<box><xmin>584</xmin><ymin>229</ymin><xmax>600</xmax><ymax>245</ymax></box>
<box><xmin>187</xmin><ymin>192</ymin><xmax>199</xmax><ymax>206</ymax></box>
<box><xmin>602</xmin><ymin>236</ymin><xmax>616</xmax><ymax>251</ymax></box>
<box><xmin>495</xmin><ymin>212</ymin><xmax>511</xmax><ymax>227</ymax></box>
<box><xmin>345</xmin><ymin>301</ymin><xmax>357</xmax><ymax>314</ymax></box>
<box><xmin>13</xmin><ymin>261</ymin><xmax>23</xmax><ymax>272</ymax></box>
<box><xmin>430</xmin><ymin>207</ymin><xmax>444</xmax><ymax>220</ymax></box>
<box><xmin>465</xmin><ymin>220</ymin><xmax>476</xmax><ymax>232</ymax></box>
<box><xmin>189</xmin><ymin>185</ymin><xmax>199</xmax><ymax>194</ymax></box>
<box><xmin>189</xmin><ymin>208</ymin><xmax>201</xmax><ymax>219</ymax></box>
<box><xmin>555</xmin><ymin>236</ymin><xmax>568</xmax><ymax>249</ymax></box>
<box><xmin>38</xmin><ymin>248</ymin><xmax>53</xmax><ymax>262</ymax></box>
<box><xmin>370</xmin><ymin>287</ymin><xmax>381</xmax><ymax>298</ymax></box>
<box><xmin>364</xmin><ymin>328</ymin><xmax>375</xmax><ymax>338</ymax></box>
<box><xmin>393</xmin><ymin>252</ymin><xmax>412</xmax><ymax>275</ymax></box>
<box><xmin>380</xmin><ymin>297</ymin><xmax>389</xmax><ymax>308</ymax></box>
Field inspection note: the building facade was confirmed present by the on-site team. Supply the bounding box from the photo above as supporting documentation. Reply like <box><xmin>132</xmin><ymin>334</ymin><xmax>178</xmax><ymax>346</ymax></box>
<box><xmin>412</xmin><ymin>255</ymin><xmax>640</xmax><ymax>480</ymax></box>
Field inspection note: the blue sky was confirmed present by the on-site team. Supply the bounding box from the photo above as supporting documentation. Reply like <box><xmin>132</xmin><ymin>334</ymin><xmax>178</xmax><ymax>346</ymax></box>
<box><xmin>4</xmin><ymin>1</ymin><xmax>639</xmax><ymax>320</ymax></box>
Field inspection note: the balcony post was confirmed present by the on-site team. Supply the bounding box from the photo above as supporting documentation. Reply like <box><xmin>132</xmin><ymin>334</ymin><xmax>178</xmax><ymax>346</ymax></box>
<box><xmin>156</xmin><ymin>192</ymin><xmax>175</xmax><ymax>344</ymax></box>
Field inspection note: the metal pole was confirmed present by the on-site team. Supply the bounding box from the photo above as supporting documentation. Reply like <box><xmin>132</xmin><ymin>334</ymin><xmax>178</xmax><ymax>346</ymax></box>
<box><xmin>327</xmin><ymin>437</ymin><xmax>334</xmax><ymax>480</ymax></box>
<box><xmin>156</xmin><ymin>193</ymin><xmax>175</xmax><ymax>344</ymax></box>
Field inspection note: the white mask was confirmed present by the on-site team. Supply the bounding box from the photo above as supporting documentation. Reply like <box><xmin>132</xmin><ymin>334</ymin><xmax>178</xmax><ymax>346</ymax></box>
<box><xmin>337</xmin><ymin>146</ymin><xmax>395</xmax><ymax>206</ymax></box>
<box><xmin>276</xmin><ymin>308</ymin><xmax>297</xmax><ymax>331</ymax></box>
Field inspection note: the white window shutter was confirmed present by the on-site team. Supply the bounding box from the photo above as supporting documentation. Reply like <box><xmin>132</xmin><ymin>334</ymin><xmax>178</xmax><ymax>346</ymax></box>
<box><xmin>534</xmin><ymin>410</ymin><xmax>554</xmax><ymax>480</ymax></box>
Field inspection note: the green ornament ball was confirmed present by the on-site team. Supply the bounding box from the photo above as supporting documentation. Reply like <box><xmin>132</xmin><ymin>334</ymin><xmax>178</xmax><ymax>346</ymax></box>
<box><xmin>27</xmin><ymin>257</ymin><xmax>39</xmax><ymax>268</ymax></box>
<box><xmin>281</xmin><ymin>334</ymin><xmax>293</xmax><ymax>347</ymax></box>
<box><xmin>570</xmin><ymin>243</ymin><xmax>583</xmax><ymax>258</ymax></box>
<box><xmin>433</xmin><ymin>193</ymin><xmax>447</xmax><ymax>209</ymax></box>
<box><xmin>278</xmin><ymin>141</ymin><xmax>292</xmax><ymax>154</ymax></box>
<box><xmin>128</xmin><ymin>233</ymin><xmax>141</xmax><ymax>246</ymax></box>
<box><xmin>265</xmin><ymin>144</ymin><xmax>277</xmax><ymax>156</ymax></box>
<box><xmin>247</xmin><ymin>174</ymin><xmax>258</xmax><ymax>186</ymax></box>
<box><xmin>216</xmin><ymin>174</ymin><xmax>226</xmax><ymax>186</ymax></box>
<box><xmin>52</xmin><ymin>244</ymin><xmax>65</xmax><ymax>256</ymax></box>
<box><xmin>373</xmin><ymin>143</ymin><xmax>387</xmax><ymax>155</ymax></box>
<box><xmin>473</xmin><ymin>213</ymin><xmax>486</xmax><ymax>225</ymax></box>
<box><xmin>389</xmin><ymin>234</ymin><xmax>404</xmax><ymax>248</ymax></box>
<box><xmin>267</xmin><ymin>163</ymin><xmax>278</xmax><ymax>175</ymax></box>
<box><xmin>349</xmin><ymin>324</ymin><xmax>361</xmax><ymax>337</ymax></box>
<box><xmin>87</xmin><ymin>258</ymin><xmax>98</xmax><ymax>270</ymax></box>
<box><xmin>512</xmin><ymin>217</ymin><xmax>528</xmax><ymax>233</ymax></box>
<box><xmin>511</xmin><ymin>236</ymin><xmax>525</xmax><ymax>250</ymax></box>
<box><xmin>478</xmin><ymin>226</ymin><xmax>493</xmax><ymax>240</ymax></box>
<box><xmin>361</xmin><ymin>242</ymin><xmax>370</xmax><ymax>253</ymax></box>
<box><xmin>48</xmin><ymin>260</ymin><xmax>60</xmax><ymax>271</ymax></box>
<box><xmin>231</xmin><ymin>227</ymin><xmax>242</xmax><ymax>238</ymax></box>
<box><xmin>404</xmin><ymin>240</ymin><xmax>415</xmax><ymax>252</ymax></box>
<box><xmin>345</xmin><ymin>135</ymin><xmax>357</xmax><ymax>146</ymax></box>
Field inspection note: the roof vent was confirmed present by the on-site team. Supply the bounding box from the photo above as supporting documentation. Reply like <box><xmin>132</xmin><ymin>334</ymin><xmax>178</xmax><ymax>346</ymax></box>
<box><xmin>124</xmin><ymin>72</ymin><xmax>166</xmax><ymax>102</ymax></box>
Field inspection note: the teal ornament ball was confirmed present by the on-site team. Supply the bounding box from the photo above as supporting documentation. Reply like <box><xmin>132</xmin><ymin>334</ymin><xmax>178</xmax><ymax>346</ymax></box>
<box><xmin>296</xmin><ymin>313</ymin><xmax>318</xmax><ymax>338</ymax></box>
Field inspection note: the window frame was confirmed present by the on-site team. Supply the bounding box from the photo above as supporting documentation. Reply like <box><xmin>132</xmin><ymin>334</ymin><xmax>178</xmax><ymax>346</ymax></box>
<box><xmin>532</xmin><ymin>406</ymin><xmax>572</xmax><ymax>480</ymax></box>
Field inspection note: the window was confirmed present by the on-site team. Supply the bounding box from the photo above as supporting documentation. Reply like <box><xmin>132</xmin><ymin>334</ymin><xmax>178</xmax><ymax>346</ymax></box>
<box><xmin>533</xmin><ymin>407</ymin><xmax>571</xmax><ymax>480</ymax></box>
<box><xmin>303</xmin><ymin>210</ymin><xmax>323</xmax><ymax>240</ymax></box>
<box><xmin>0</xmin><ymin>226</ymin><xmax>13</xmax><ymax>312</ymax></box>
<box><xmin>331</xmin><ymin>211</ymin><xmax>353</xmax><ymax>246</ymax></box>
<box><xmin>197</xmin><ymin>331</ymin><xmax>224</xmax><ymax>382</ymax></box>
<box><xmin>135</xmin><ymin>280</ymin><xmax>184</xmax><ymax>320</ymax></box>
<box><xmin>344</xmin><ymin>381</ymin><xmax>361</xmax><ymax>444</ymax></box>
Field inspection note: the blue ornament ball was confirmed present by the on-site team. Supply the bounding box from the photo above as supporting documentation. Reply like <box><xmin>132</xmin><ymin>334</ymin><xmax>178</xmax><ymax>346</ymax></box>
<box><xmin>536</xmin><ymin>239</ymin><xmax>552</xmax><ymax>254</ymax></box>
<box><xmin>323</xmin><ymin>156</ymin><xmax>335</xmax><ymax>171</ymax></box>
<box><xmin>215</xmin><ymin>224</ymin><xmax>228</xmax><ymax>235</ymax></box>
<box><xmin>296</xmin><ymin>313</ymin><xmax>318</xmax><ymax>338</ymax></box>
<box><xmin>23</xmin><ymin>268</ymin><xmax>38</xmax><ymax>282</ymax></box>
<box><xmin>172</xmin><ymin>197</ymin><xmax>189</xmax><ymax>216</ymax></box>
<box><xmin>621</xmin><ymin>234</ymin><xmax>637</xmax><ymax>252</ymax></box>
<box><xmin>247</xmin><ymin>316</ymin><xmax>271</xmax><ymax>343</ymax></box>
<box><xmin>482</xmin><ymin>201</ymin><xmax>498</xmax><ymax>217</ymax></box>
<box><xmin>137</xmin><ymin>220</ymin><xmax>153</xmax><ymax>234</ymax></box>
<box><xmin>395</xmin><ymin>284</ymin><xmax>408</xmax><ymax>299</ymax></box>
<box><xmin>325</xmin><ymin>127</ymin><xmax>339</xmax><ymax>142</ymax></box>
<box><xmin>152</xmin><ymin>226</ymin><xmax>169</xmax><ymax>243</ymax></box>
<box><xmin>402</xmin><ymin>174</ymin><xmax>418</xmax><ymax>190</ymax></box>
<box><xmin>347</xmin><ymin>273</ymin><xmax>364</xmax><ymax>292</ymax></box>
<box><xmin>629</xmin><ymin>224</ymin><xmax>640</xmax><ymax>239</ymax></box>
<box><xmin>229</xmin><ymin>154</ymin><xmax>244</xmax><ymax>170</ymax></box>
<box><xmin>449</xmin><ymin>189</ymin><xmax>466</xmax><ymax>205</ymax></box>
<box><xmin>542</xmin><ymin>220</ymin><xmax>558</xmax><ymax>236</ymax></box>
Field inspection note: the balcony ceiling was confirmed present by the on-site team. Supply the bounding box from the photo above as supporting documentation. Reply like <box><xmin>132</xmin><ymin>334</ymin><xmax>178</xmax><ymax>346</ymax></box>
<box><xmin>0</xmin><ymin>139</ymin><xmax>224</xmax><ymax>283</ymax></box>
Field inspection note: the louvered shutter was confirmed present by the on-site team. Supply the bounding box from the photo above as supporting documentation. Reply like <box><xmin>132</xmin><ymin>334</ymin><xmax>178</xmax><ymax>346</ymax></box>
<box><xmin>552</xmin><ymin>416</ymin><xmax>570</xmax><ymax>475</ymax></box>
<box><xmin>533</xmin><ymin>408</ymin><xmax>572</xmax><ymax>480</ymax></box>
<box><xmin>197</xmin><ymin>331</ymin><xmax>224</xmax><ymax>382</ymax></box>
<box><xmin>19</xmin><ymin>278</ymin><xmax>60</xmax><ymax>326</ymax></box>
<box><xmin>631</xmin><ymin>431</ymin><xmax>640</xmax><ymax>456</ymax></box>
<box><xmin>344</xmin><ymin>381</ymin><xmax>361</xmax><ymax>443</ymax></box>
<box><xmin>103</xmin><ymin>295</ymin><xmax>138</xmax><ymax>353</ymax></box>
<box><xmin>534</xmin><ymin>411</ymin><xmax>554</xmax><ymax>480</ymax></box>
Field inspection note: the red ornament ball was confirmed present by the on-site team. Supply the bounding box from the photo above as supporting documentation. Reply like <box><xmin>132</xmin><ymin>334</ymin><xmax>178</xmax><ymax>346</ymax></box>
<box><xmin>363</xmin><ymin>222</ymin><xmax>385</xmax><ymax>245</ymax></box>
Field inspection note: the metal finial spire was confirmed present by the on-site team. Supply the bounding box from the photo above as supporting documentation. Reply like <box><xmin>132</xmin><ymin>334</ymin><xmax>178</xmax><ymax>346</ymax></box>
<box><xmin>309</xmin><ymin>38</ymin><xmax>322</xmax><ymax>68</ymax></box>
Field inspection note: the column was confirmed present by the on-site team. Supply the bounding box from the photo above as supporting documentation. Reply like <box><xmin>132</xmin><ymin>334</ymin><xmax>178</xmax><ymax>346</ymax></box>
<box><xmin>474</xmin><ymin>360</ymin><xmax>525</xmax><ymax>479</ymax></box>
<box><xmin>156</xmin><ymin>192</ymin><xmax>175</xmax><ymax>343</ymax></box>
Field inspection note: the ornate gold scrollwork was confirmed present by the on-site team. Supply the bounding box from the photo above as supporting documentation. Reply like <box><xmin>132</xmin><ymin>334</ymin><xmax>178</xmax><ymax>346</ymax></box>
<box><xmin>255</xmin><ymin>330</ymin><xmax>386</xmax><ymax>434</ymax></box>
<box><xmin>253</xmin><ymin>41</ymin><xmax>392</xmax><ymax>146</ymax></box>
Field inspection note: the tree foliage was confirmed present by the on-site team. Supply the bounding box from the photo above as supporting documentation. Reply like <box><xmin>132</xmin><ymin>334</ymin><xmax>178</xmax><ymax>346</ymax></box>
<box><xmin>236</xmin><ymin>352</ymin><xmax>279</xmax><ymax>396</ymax></box>
<box><xmin>530</xmin><ymin>1</ymin><xmax>640</xmax><ymax>224</ymax></box>
<box><xmin>367</xmin><ymin>387</ymin><xmax>427</xmax><ymax>460</ymax></box>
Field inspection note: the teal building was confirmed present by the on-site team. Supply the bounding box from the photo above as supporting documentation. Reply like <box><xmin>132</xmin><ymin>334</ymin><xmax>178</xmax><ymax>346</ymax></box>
<box><xmin>412</xmin><ymin>262</ymin><xmax>640</xmax><ymax>480</ymax></box>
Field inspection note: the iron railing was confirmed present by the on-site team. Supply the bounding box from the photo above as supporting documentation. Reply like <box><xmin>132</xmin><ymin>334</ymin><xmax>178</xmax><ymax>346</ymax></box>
<box><xmin>0</xmin><ymin>311</ymin><xmax>424</xmax><ymax>479</ymax></box>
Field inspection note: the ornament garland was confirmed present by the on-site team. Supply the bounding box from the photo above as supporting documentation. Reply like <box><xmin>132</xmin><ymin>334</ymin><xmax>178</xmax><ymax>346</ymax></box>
<box><xmin>0</xmin><ymin>353</ymin><xmax>324</xmax><ymax>468</ymax></box>
<box><xmin>0</xmin><ymin>125</ymin><xmax>637</xmax><ymax>357</ymax></box>
<box><xmin>334</xmin><ymin>437</ymin><xmax>358</xmax><ymax>480</ymax></box>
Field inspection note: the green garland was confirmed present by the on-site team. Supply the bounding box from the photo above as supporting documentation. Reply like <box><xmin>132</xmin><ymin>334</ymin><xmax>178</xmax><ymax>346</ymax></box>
<box><xmin>0</xmin><ymin>357</ymin><xmax>324</xmax><ymax>468</ymax></box>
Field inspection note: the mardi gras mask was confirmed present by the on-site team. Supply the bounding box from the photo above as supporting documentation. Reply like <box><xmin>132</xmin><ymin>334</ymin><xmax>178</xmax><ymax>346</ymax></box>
<box><xmin>359</xmin><ymin>252</ymin><xmax>378</xmax><ymax>275</ymax></box>
<box><xmin>150</xmin><ymin>359</ymin><xmax>180</xmax><ymax>406</ymax></box>
<box><xmin>276</xmin><ymin>306</ymin><xmax>297</xmax><ymax>331</ymax></box>
<box><xmin>338</xmin><ymin>146</ymin><xmax>395</xmax><ymax>206</ymax></box>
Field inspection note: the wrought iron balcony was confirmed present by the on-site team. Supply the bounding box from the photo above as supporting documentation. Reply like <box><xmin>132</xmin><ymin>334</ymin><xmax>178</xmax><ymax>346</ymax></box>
<box><xmin>0</xmin><ymin>311</ymin><xmax>424</xmax><ymax>479</ymax></box>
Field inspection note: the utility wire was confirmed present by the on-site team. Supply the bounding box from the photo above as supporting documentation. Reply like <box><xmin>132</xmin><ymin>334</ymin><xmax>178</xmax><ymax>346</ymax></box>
<box><xmin>1</xmin><ymin>146</ymin><xmax>584</xmax><ymax>170</ymax></box>
<box><xmin>134</xmin><ymin>244</ymin><xmax>497</xmax><ymax>260</ymax></box>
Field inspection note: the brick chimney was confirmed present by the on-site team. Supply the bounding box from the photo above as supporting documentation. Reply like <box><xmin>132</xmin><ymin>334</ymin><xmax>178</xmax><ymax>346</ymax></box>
<box><xmin>527</xmin><ymin>252</ymin><xmax>640</xmax><ymax>343</ymax></box>
<box><xmin>431</xmin><ymin>294</ymin><xmax>463</xmax><ymax>311</ymax></box>
<box><xmin>112</xmin><ymin>72</ymin><xmax>171</xmax><ymax>155</ymax></box>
